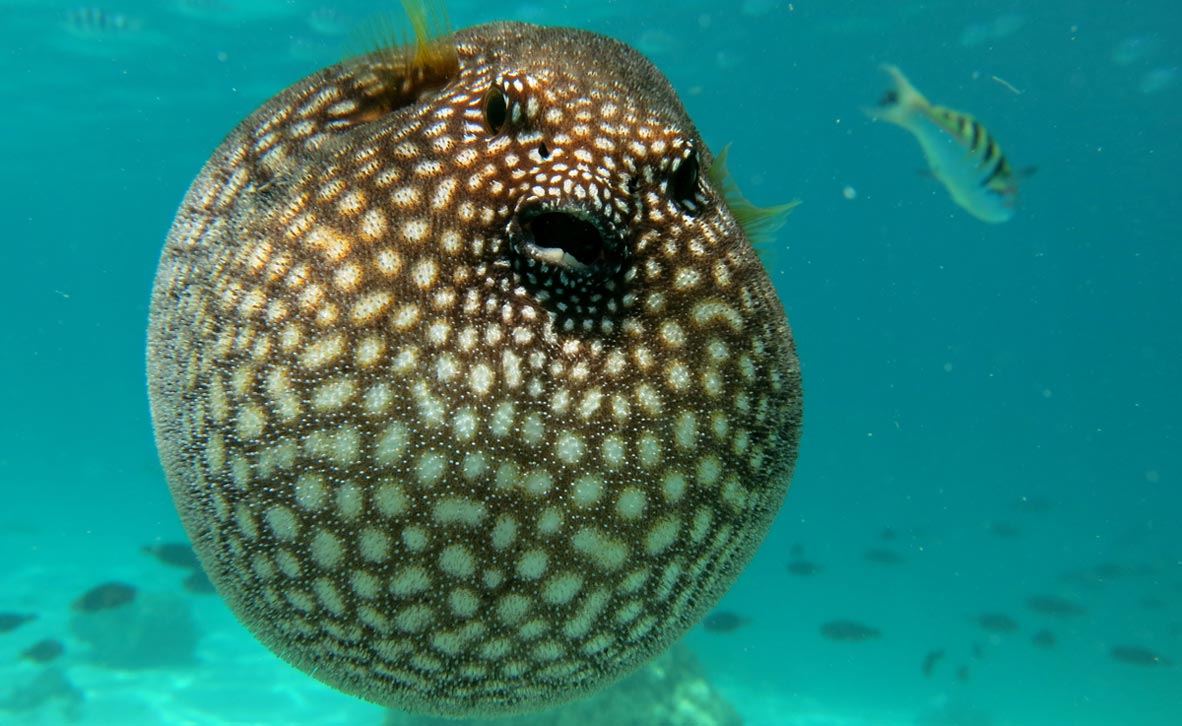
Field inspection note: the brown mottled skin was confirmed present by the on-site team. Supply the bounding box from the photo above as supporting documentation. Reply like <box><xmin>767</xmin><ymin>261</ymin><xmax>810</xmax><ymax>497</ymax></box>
<box><xmin>148</xmin><ymin>21</ymin><xmax>801</xmax><ymax>718</ymax></box>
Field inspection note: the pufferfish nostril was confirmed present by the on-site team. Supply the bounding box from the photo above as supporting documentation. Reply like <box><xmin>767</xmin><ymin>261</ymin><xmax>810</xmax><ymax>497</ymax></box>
<box><xmin>526</xmin><ymin>211</ymin><xmax>605</xmax><ymax>268</ymax></box>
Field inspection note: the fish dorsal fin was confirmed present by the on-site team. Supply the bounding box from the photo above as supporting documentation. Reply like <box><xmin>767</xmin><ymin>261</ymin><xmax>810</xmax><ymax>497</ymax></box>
<box><xmin>707</xmin><ymin>144</ymin><xmax>800</xmax><ymax>257</ymax></box>
<box><xmin>397</xmin><ymin>0</ymin><xmax>457</xmax><ymax>83</ymax></box>
<box><xmin>344</xmin><ymin>0</ymin><xmax>458</xmax><ymax>124</ymax></box>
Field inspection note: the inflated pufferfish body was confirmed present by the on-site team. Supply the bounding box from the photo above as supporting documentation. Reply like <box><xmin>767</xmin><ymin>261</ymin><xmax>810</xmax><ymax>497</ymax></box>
<box><xmin>147</xmin><ymin>18</ymin><xmax>802</xmax><ymax>718</ymax></box>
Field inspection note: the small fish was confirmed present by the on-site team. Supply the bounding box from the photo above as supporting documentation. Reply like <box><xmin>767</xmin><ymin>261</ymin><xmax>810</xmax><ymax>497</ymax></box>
<box><xmin>921</xmin><ymin>648</ymin><xmax>945</xmax><ymax>676</ymax></box>
<box><xmin>976</xmin><ymin>612</ymin><xmax>1018</xmax><ymax>633</ymax></box>
<box><xmin>1139</xmin><ymin>66</ymin><xmax>1178</xmax><ymax>95</ymax></box>
<box><xmin>20</xmin><ymin>639</ymin><xmax>64</xmax><ymax>664</ymax></box>
<box><xmin>1058</xmin><ymin>568</ymin><xmax>1109</xmax><ymax>590</ymax></box>
<box><xmin>141</xmin><ymin>542</ymin><xmax>201</xmax><ymax>570</ymax></box>
<box><xmin>1110</xmin><ymin>645</ymin><xmax>1172</xmax><ymax>667</ymax></box>
<box><xmin>1010</xmin><ymin>495</ymin><xmax>1054</xmax><ymax>514</ymax></box>
<box><xmin>306</xmin><ymin>6</ymin><xmax>350</xmax><ymax>36</ymax></box>
<box><xmin>879</xmin><ymin>527</ymin><xmax>897</xmax><ymax>542</ymax></box>
<box><xmin>867</xmin><ymin>65</ymin><xmax>1022</xmax><ymax>223</ymax></box>
<box><xmin>862</xmin><ymin>547</ymin><xmax>904</xmax><ymax>565</ymax></box>
<box><xmin>956</xmin><ymin>664</ymin><xmax>971</xmax><ymax>682</ymax></box>
<box><xmin>61</xmin><ymin>7</ymin><xmax>139</xmax><ymax>39</ymax></box>
<box><xmin>0</xmin><ymin>666</ymin><xmax>84</xmax><ymax>715</ymax></box>
<box><xmin>1111</xmin><ymin>35</ymin><xmax>1161</xmax><ymax>67</ymax></box>
<box><xmin>786</xmin><ymin>559</ymin><xmax>821</xmax><ymax>576</ymax></box>
<box><xmin>71</xmin><ymin>582</ymin><xmax>136</xmax><ymax>613</ymax></box>
<box><xmin>1139</xmin><ymin>595</ymin><xmax>1167</xmax><ymax>611</ymax></box>
<box><xmin>0</xmin><ymin>613</ymin><xmax>37</xmax><ymax>634</ymax></box>
<box><xmin>820</xmin><ymin>619</ymin><xmax>881</xmax><ymax>642</ymax></box>
<box><xmin>1091</xmin><ymin>562</ymin><xmax>1126</xmax><ymax>580</ymax></box>
<box><xmin>181</xmin><ymin>570</ymin><xmax>217</xmax><ymax>595</ymax></box>
<box><xmin>1031</xmin><ymin>628</ymin><xmax>1056</xmax><ymax>648</ymax></box>
<box><xmin>986</xmin><ymin>520</ymin><xmax>1021</xmax><ymax>538</ymax></box>
<box><xmin>971</xmin><ymin>641</ymin><xmax>985</xmax><ymax>659</ymax></box>
<box><xmin>702</xmin><ymin>611</ymin><xmax>751</xmax><ymax>633</ymax></box>
<box><xmin>1025</xmin><ymin>594</ymin><xmax>1086</xmax><ymax>618</ymax></box>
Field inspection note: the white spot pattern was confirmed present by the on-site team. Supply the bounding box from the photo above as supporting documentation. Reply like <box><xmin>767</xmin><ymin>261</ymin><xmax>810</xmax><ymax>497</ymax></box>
<box><xmin>147</xmin><ymin>19</ymin><xmax>801</xmax><ymax>722</ymax></box>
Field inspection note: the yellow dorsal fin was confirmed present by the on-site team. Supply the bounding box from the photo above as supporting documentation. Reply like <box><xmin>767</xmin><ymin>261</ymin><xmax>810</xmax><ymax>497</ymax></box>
<box><xmin>345</xmin><ymin>0</ymin><xmax>458</xmax><ymax>124</ymax></box>
<box><xmin>398</xmin><ymin>0</ymin><xmax>457</xmax><ymax>81</ymax></box>
<box><xmin>707</xmin><ymin>144</ymin><xmax>800</xmax><ymax>256</ymax></box>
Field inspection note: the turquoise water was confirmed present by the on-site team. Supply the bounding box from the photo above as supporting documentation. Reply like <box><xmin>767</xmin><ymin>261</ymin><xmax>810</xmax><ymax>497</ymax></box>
<box><xmin>2</xmin><ymin>0</ymin><xmax>1179</xmax><ymax>724</ymax></box>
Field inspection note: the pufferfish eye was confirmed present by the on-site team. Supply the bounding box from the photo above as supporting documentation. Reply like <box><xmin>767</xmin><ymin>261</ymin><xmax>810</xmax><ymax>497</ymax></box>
<box><xmin>482</xmin><ymin>85</ymin><xmax>510</xmax><ymax>134</ymax></box>
<box><xmin>669</xmin><ymin>150</ymin><xmax>701</xmax><ymax>208</ymax></box>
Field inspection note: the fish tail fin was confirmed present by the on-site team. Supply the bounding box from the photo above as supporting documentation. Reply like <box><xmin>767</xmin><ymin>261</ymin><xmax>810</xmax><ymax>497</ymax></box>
<box><xmin>864</xmin><ymin>64</ymin><xmax>930</xmax><ymax>128</ymax></box>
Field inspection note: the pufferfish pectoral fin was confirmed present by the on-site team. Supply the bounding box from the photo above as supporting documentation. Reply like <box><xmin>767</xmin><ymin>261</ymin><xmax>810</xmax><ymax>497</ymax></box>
<box><xmin>706</xmin><ymin>144</ymin><xmax>801</xmax><ymax>261</ymax></box>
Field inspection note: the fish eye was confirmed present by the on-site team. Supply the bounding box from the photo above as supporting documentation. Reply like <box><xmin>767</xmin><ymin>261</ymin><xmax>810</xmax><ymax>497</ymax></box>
<box><xmin>482</xmin><ymin>86</ymin><xmax>509</xmax><ymax>134</ymax></box>
<box><xmin>669</xmin><ymin>151</ymin><xmax>700</xmax><ymax>207</ymax></box>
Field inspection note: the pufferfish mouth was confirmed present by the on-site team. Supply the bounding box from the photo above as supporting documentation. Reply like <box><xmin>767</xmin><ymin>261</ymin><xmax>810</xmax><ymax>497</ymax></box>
<box><xmin>509</xmin><ymin>202</ymin><xmax>624</xmax><ymax>276</ymax></box>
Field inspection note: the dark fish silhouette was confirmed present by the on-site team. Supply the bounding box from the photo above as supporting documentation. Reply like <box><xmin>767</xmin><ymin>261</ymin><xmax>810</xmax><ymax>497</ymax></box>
<box><xmin>879</xmin><ymin>527</ymin><xmax>897</xmax><ymax>541</ymax></box>
<box><xmin>141</xmin><ymin>542</ymin><xmax>201</xmax><ymax>570</ymax></box>
<box><xmin>702</xmin><ymin>611</ymin><xmax>751</xmax><ymax>633</ymax></box>
<box><xmin>971</xmin><ymin>641</ymin><xmax>985</xmax><ymax>659</ymax></box>
<box><xmin>956</xmin><ymin>664</ymin><xmax>970</xmax><ymax>682</ymax></box>
<box><xmin>820</xmin><ymin>619</ymin><xmax>881</xmax><ymax>641</ymax></box>
<box><xmin>20</xmin><ymin>639</ymin><xmax>64</xmax><ymax>664</ymax></box>
<box><xmin>1025</xmin><ymin>594</ymin><xmax>1086</xmax><ymax>618</ymax></box>
<box><xmin>862</xmin><ymin>547</ymin><xmax>904</xmax><ymax>565</ymax></box>
<box><xmin>1138</xmin><ymin>595</ymin><xmax>1166</xmax><ymax>611</ymax></box>
<box><xmin>1058</xmin><ymin>568</ymin><xmax>1109</xmax><ymax>591</ymax></box>
<box><xmin>1110</xmin><ymin>645</ymin><xmax>1172</xmax><ymax>666</ymax></box>
<box><xmin>789</xmin><ymin>543</ymin><xmax>806</xmax><ymax>558</ymax></box>
<box><xmin>181</xmin><ymin>570</ymin><xmax>217</xmax><ymax>595</ymax></box>
<box><xmin>1009</xmin><ymin>495</ymin><xmax>1054</xmax><ymax>514</ymax></box>
<box><xmin>0</xmin><ymin>613</ymin><xmax>37</xmax><ymax>634</ymax></box>
<box><xmin>986</xmin><ymin>520</ymin><xmax>1021</xmax><ymax>538</ymax></box>
<box><xmin>976</xmin><ymin>613</ymin><xmax>1018</xmax><ymax>633</ymax></box>
<box><xmin>71</xmin><ymin>582</ymin><xmax>136</xmax><ymax>613</ymax></box>
<box><xmin>0</xmin><ymin>666</ymin><xmax>84</xmax><ymax>716</ymax></box>
<box><xmin>1031</xmin><ymin>628</ymin><xmax>1056</xmax><ymax>648</ymax></box>
<box><xmin>786</xmin><ymin>559</ymin><xmax>821</xmax><ymax>576</ymax></box>
<box><xmin>921</xmin><ymin>648</ymin><xmax>944</xmax><ymax>676</ymax></box>
<box><xmin>1091</xmin><ymin>562</ymin><xmax>1126</xmax><ymax>580</ymax></box>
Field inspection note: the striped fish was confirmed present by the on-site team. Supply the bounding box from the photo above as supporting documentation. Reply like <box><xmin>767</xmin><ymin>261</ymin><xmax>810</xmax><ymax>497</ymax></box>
<box><xmin>868</xmin><ymin>64</ymin><xmax>1020</xmax><ymax>223</ymax></box>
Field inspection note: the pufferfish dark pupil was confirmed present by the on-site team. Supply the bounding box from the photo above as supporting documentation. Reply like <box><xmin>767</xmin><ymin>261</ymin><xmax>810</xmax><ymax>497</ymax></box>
<box><xmin>147</xmin><ymin>19</ymin><xmax>802</xmax><ymax>720</ymax></box>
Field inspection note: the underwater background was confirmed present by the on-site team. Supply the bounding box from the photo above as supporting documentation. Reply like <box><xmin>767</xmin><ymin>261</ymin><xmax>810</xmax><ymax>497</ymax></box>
<box><xmin>1</xmin><ymin>0</ymin><xmax>1179</xmax><ymax>724</ymax></box>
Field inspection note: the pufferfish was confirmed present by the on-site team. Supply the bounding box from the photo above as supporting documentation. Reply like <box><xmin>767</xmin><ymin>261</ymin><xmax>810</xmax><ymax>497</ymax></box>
<box><xmin>146</xmin><ymin>3</ymin><xmax>802</xmax><ymax>718</ymax></box>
